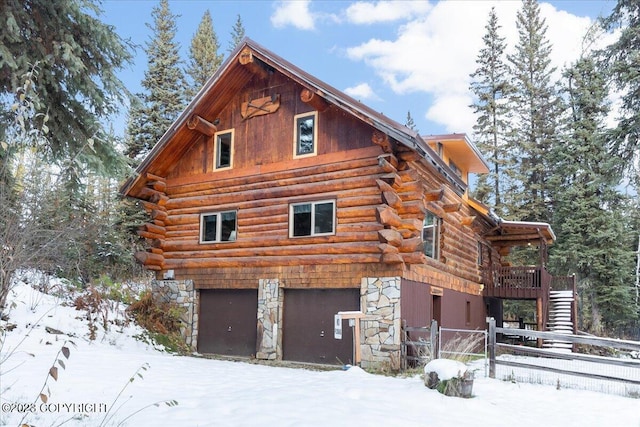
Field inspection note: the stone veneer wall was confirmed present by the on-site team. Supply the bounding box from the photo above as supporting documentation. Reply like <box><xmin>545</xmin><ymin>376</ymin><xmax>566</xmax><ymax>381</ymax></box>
<box><xmin>360</xmin><ymin>277</ymin><xmax>402</xmax><ymax>371</ymax></box>
<box><xmin>256</xmin><ymin>279</ymin><xmax>281</xmax><ymax>360</ymax></box>
<box><xmin>152</xmin><ymin>280</ymin><xmax>198</xmax><ymax>350</ymax></box>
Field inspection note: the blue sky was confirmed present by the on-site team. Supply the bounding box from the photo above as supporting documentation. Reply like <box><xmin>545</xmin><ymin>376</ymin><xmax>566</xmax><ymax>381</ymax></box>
<box><xmin>100</xmin><ymin>0</ymin><xmax>616</xmax><ymax>138</ymax></box>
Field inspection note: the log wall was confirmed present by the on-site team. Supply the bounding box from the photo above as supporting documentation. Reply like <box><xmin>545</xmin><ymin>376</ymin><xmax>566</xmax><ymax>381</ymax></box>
<box><xmin>130</xmin><ymin>70</ymin><xmax>501</xmax><ymax>292</ymax></box>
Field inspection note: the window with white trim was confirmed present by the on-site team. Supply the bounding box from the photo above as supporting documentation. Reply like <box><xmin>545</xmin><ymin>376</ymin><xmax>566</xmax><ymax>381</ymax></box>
<box><xmin>289</xmin><ymin>200</ymin><xmax>335</xmax><ymax>237</ymax></box>
<box><xmin>423</xmin><ymin>212</ymin><xmax>440</xmax><ymax>259</ymax></box>
<box><xmin>214</xmin><ymin>129</ymin><xmax>234</xmax><ymax>169</ymax></box>
<box><xmin>293</xmin><ymin>111</ymin><xmax>317</xmax><ymax>158</ymax></box>
<box><xmin>200</xmin><ymin>210</ymin><xmax>237</xmax><ymax>243</ymax></box>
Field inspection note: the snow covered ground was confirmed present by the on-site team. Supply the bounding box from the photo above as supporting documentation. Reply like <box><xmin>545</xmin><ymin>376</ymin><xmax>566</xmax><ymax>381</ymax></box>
<box><xmin>1</xmin><ymin>282</ymin><xmax>639</xmax><ymax>427</ymax></box>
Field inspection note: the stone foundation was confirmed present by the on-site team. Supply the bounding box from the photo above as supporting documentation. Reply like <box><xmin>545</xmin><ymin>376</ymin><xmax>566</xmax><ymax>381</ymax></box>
<box><xmin>360</xmin><ymin>277</ymin><xmax>402</xmax><ymax>371</ymax></box>
<box><xmin>152</xmin><ymin>280</ymin><xmax>198</xmax><ymax>349</ymax></box>
<box><xmin>256</xmin><ymin>279</ymin><xmax>281</xmax><ymax>360</ymax></box>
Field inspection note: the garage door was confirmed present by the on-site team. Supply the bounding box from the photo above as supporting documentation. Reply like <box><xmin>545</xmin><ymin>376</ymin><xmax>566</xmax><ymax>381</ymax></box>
<box><xmin>283</xmin><ymin>289</ymin><xmax>360</xmax><ymax>365</ymax></box>
<box><xmin>198</xmin><ymin>289</ymin><xmax>258</xmax><ymax>356</ymax></box>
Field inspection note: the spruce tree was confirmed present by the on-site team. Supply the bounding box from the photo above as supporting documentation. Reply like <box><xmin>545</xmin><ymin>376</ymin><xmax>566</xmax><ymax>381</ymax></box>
<box><xmin>469</xmin><ymin>7</ymin><xmax>513</xmax><ymax>214</ymax></box>
<box><xmin>405</xmin><ymin>111</ymin><xmax>417</xmax><ymax>131</ymax></box>
<box><xmin>602</xmin><ymin>0</ymin><xmax>640</xmax><ymax>171</ymax></box>
<box><xmin>127</xmin><ymin>0</ymin><xmax>186</xmax><ymax>161</ymax></box>
<box><xmin>228</xmin><ymin>14</ymin><xmax>246</xmax><ymax>53</ymax></box>
<box><xmin>186</xmin><ymin>10</ymin><xmax>224</xmax><ymax>99</ymax></box>
<box><xmin>506</xmin><ymin>0</ymin><xmax>562</xmax><ymax>223</ymax></box>
<box><xmin>551</xmin><ymin>55</ymin><xmax>637</xmax><ymax>333</ymax></box>
<box><xmin>0</xmin><ymin>0</ymin><xmax>132</xmax><ymax>176</ymax></box>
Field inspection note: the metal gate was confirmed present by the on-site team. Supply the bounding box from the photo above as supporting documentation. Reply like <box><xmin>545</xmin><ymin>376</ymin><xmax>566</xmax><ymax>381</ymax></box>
<box><xmin>282</xmin><ymin>289</ymin><xmax>359</xmax><ymax>365</ymax></box>
<box><xmin>198</xmin><ymin>289</ymin><xmax>258</xmax><ymax>356</ymax></box>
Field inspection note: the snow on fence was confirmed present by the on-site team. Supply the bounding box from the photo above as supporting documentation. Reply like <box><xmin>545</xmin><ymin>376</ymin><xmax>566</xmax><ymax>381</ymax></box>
<box><xmin>488</xmin><ymin>318</ymin><xmax>640</xmax><ymax>398</ymax></box>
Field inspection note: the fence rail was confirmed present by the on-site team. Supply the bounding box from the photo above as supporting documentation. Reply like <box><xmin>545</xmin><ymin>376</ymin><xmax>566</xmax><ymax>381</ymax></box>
<box><xmin>488</xmin><ymin>318</ymin><xmax>640</xmax><ymax>397</ymax></box>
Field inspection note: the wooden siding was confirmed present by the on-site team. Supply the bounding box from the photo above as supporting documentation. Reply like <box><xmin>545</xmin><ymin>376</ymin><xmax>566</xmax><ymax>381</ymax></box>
<box><xmin>178</xmin><ymin>263</ymin><xmax>402</xmax><ymax>290</ymax></box>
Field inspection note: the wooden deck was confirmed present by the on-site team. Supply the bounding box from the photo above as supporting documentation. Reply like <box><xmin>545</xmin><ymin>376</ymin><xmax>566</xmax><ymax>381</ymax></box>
<box><xmin>483</xmin><ymin>266</ymin><xmax>551</xmax><ymax>300</ymax></box>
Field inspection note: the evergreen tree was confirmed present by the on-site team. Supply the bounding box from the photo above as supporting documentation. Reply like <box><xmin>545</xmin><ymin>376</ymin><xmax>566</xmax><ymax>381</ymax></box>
<box><xmin>405</xmin><ymin>110</ymin><xmax>417</xmax><ymax>131</ymax></box>
<box><xmin>228</xmin><ymin>14</ymin><xmax>246</xmax><ymax>53</ymax></box>
<box><xmin>0</xmin><ymin>0</ymin><xmax>132</xmax><ymax>176</ymax></box>
<box><xmin>186</xmin><ymin>10</ymin><xmax>224</xmax><ymax>99</ymax></box>
<box><xmin>601</xmin><ymin>0</ymin><xmax>640</xmax><ymax>172</ymax></box>
<box><xmin>469</xmin><ymin>7</ymin><xmax>513</xmax><ymax>213</ymax></box>
<box><xmin>127</xmin><ymin>0</ymin><xmax>186</xmax><ymax>161</ymax></box>
<box><xmin>550</xmin><ymin>55</ymin><xmax>637</xmax><ymax>333</ymax></box>
<box><xmin>506</xmin><ymin>0</ymin><xmax>562</xmax><ymax>223</ymax></box>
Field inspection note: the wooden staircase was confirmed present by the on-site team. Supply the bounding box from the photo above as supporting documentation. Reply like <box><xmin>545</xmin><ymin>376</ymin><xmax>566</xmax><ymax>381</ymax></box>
<box><xmin>543</xmin><ymin>290</ymin><xmax>575</xmax><ymax>351</ymax></box>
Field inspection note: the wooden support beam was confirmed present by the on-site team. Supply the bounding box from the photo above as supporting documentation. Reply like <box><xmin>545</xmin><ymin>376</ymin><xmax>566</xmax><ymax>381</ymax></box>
<box><xmin>139</xmin><ymin>222</ymin><xmax>166</xmax><ymax>236</ymax></box>
<box><xmin>399</xmin><ymin>237</ymin><xmax>423</xmax><ymax>253</ymax></box>
<box><xmin>239</xmin><ymin>47</ymin><xmax>269</xmax><ymax>79</ymax></box>
<box><xmin>187</xmin><ymin>114</ymin><xmax>217</xmax><ymax>136</ymax></box>
<box><xmin>382</xmin><ymin>191</ymin><xmax>403</xmax><ymax>209</ymax></box>
<box><xmin>460</xmin><ymin>216</ymin><xmax>476</xmax><ymax>226</ymax></box>
<box><xmin>424</xmin><ymin>188</ymin><xmax>444</xmax><ymax>202</ymax></box>
<box><xmin>376</xmin><ymin>205</ymin><xmax>403</xmax><ymax>228</ymax></box>
<box><xmin>378</xmin><ymin>243</ymin><xmax>400</xmax><ymax>254</ymax></box>
<box><xmin>376</xmin><ymin>179</ymin><xmax>395</xmax><ymax>193</ymax></box>
<box><xmin>377</xmin><ymin>229</ymin><xmax>403</xmax><ymax>247</ymax></box>
<box><xmin>150</xmin><ymin>209</ymin><xmax>168</xmax><ymax>222</ymax></box>
<box><xmin>401</xmin><ymin>252</ymin><xmax>427</xmax><ymax>265</ymax></box>
<box><xmin>379</xmin><ymin>173</ymin><xmax>402</xmax><ymax>187</ymax></box>
<box><xmin>381</xmin><ymin>252</ymin><xmax>404</xmax><ymax>264</ymax></box>
<box><xmin>147</xmin><ymin>180</ymin><xmax>167</xmax><ymax>193</ymax></box>
<box><xmin>372</xmin><ymin>131</ymin><xmax>393</xmax><ymax>153</ymax></box>
<box><xmin>442</xmin><ymin>203</ymin><xmax>462</xmax><ymax>213</ymax></box>
<box><xmin>397</xmin><ymin>150</ymin><xmax>421</xmax><ymax>162</ymax></box>
<box><xmin>399</xmin><ymin>218</ymin><xmax>422</xmax><ymax>232</ymax></box>
<box><xmin>146</xmin><ymin>173</ymin><xmax>166</xmax><ymax>183</ymax></box>
<box><xmin>134</xmin><ymin>251</ymin><xmax>164</xmax><ymax>266</ymax></box>
<box><xmin>300</xmin><ymin>88</ymin><xmax>329</xmax><ymax>112</ymax></box>
<box><xmin>377</xmin><ymin>154</ymin><xmax>398</xmax><ymax>173</ymax></box>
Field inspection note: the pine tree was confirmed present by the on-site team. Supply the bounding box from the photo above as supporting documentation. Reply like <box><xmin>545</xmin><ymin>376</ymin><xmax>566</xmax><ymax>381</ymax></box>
<box><xmin>506</xmin><ymin>0</ymin><xmax>563</xmax><ymax>224</ymax></box>
<box><xmin>601</xmin><ymin>0</ymin><xmax>640</xmax><ymax>171</ymax></box>
<box><xmin>405</xmin><ymin>111</ymin><xmax>417</xmax><ymax>132</ymax></box>
<box><xmin>127</xmin><ymin>0</ymin><xmax>186</xmax><ymax>161</ymax></box>
<box><xmin>186</xmin><ymin>10</ymin><xmax>224</xmax><ymax>99</ymax></box>
<box><xmin>469</xmin><ymin>7</ymin><xmax>513</xmax><ymax>214</ymax></box>
<box><xmin>228</xmin><ymin>14</ymin><xmax>246</xmax><ymax>53</ymax></box>
<box><xmin>550</xmin><ymin>55</ymin><xmax>638</xmax><ymax>333</ymax></box>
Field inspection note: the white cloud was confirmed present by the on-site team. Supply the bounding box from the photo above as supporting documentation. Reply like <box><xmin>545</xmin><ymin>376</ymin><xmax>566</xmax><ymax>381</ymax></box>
<box><xmin>345</xmin><ymin>0</ymin><xmax>432</xmax><ymax>24</ymax></box>
<box><xmin>271</xmin><ymin>0</ymin><xmax>315</xmax><ymax>30</ymax></box>
<box><xmin>344</xmin><ymin>1</ymin><xmax>607</xmax><ymax>135</ymax></box>
<box><xmin>344</xmin><ymin>82</ymin><xmax>381</xmax><ymax>101</ymax></box>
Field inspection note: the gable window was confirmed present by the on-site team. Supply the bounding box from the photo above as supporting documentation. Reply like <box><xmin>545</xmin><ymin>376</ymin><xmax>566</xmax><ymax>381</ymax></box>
<box><xmin>214</xmin><ymin>129</ymin><xmax>234</xmax><ymax>169</ymax></box>
<box><xmin>293</xmin><ymin>111</ymin><xmax>317</xmax><ymax>158</ymax></box>
<box><xmin>200</xmin><ymin>210</ymin><xmax>237</xmax><ymax>243</ymax></box>
<box><xmin>423</xmin><ymin>212</ymin><xmax>440</xmax><ymax>259</ymax></box>
<box><xmin>290</xmin><ymin>200</ymin><xmax>335</xmax><ymax>237</ymax></box>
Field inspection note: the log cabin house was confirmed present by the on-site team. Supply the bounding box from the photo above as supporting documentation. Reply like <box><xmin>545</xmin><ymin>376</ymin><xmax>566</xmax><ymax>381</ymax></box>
<box><xmin>120</xmin><ymin>38</ymin><xmax>574</xmax><ymax>369</ymax></box>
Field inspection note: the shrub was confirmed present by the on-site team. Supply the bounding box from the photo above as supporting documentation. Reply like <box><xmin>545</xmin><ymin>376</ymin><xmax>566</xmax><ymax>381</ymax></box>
<box><xmin>126</xmin><ymin>291</ymin><xmax>187</xmax><ymax>353</ymax></box>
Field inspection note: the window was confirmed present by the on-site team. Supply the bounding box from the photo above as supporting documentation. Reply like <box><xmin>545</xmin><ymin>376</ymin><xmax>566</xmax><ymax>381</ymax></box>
<box><xmin>423</xmin><ymin>212</ymin><xmax>440</xmax><ymax>259</ymax></box>
<box><xmin>200</xmin><ymin>211</ymin><xmax>237</xmax><ymax>243</ymax></box>
<box><xmin>214</xmin><ymin>129</ymin><xmax>234</xmax><ymax>169</ymax></box>
<box><xmin>290</xmin><ymin>200</ymin><xmax>335</xmax><ymax>237</ymax></box>
<box><xmin>293</xmin><ymin>112</ymin><xmax>317</xmax><ymax>158</ymax></box>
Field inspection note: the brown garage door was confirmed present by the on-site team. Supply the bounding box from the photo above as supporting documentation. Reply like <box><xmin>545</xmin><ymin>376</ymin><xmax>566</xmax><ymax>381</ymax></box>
<box><xmin>283</xmin><ymin>289</ymin><xmax>360</xmax><ymax>365</ymax></box>
<box><xmin>198</xmin><ymin>289</ymin><xmax>258</xmax><ymax>357</ymax></box>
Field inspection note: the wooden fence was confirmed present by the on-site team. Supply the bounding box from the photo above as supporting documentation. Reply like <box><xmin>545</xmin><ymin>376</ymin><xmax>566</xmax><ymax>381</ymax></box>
<box><xmin>401</xmin><ymin>320</ymin><xmax>437</xmax><ymax>370</ymax></box>
<box><xmin>487</xmin><ymin>318</ymin><xmax>640</xmax><ymax>396</ymax></box>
